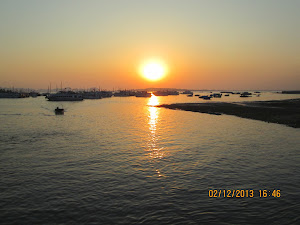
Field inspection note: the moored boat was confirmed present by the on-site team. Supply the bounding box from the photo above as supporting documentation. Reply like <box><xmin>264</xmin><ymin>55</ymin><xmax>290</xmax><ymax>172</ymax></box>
<box><xmin>0</xmin><ymin>89</ymin><xmax>28</xmax><ymax>98</ymax></box>
<box><xmin>47</xmin><ymin>91</ymin><xmax>83</xmax><ymax>101</ymax></box>
<box><xmin>240</xmin><ymin>92</ymin><xmax>252</xmax><ymax>98</ymax></box>
<box><xmin>81</xmin><ymin>91</ymin><xmax>102</xmax><ymax>99</ymax></box>
<box><xmin>152</xmin><ymin>91</ymin><xmax>168</xmax><ymax>96</ymax></box>
<box><xmin>182</xmin><ymin>90</ymin><xmax>193</xmax><ymax>95</ymax></box>
<box><xmin>135</xmin><ymin>91</ymin><xmax>151</xmax><ymax>97</ymax></box>
<box><xmin>211</xmin><ymin>93</ymin><xmax>222</xmax><ymax>98</ymax></box>
<box><xmin>114</xmin><ymin>90</ymin><xmax>135</xmax><ymax>97</ymax></box>
<box><xmin>203</xmin><ymin>96</ymin><xmax>211</xmax><ymax>100</ymax></box>
<box><xmin>199</xmin><ymin>95</ymin><xmax>211</xmax><ymax>100</ymax></box>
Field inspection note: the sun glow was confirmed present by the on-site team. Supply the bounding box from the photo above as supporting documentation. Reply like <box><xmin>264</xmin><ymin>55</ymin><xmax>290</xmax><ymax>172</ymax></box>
<box><xmin>140</xmin><ymin>60</ymin><xmax>167</xmax><ymax>81</ymax></box>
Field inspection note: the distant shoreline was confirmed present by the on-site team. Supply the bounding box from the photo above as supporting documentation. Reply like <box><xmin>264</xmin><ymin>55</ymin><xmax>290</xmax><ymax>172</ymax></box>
<box><xmin>157</xmin><ymin>98</ymin><xmax>300</xmax><ymax>128</ymax></box>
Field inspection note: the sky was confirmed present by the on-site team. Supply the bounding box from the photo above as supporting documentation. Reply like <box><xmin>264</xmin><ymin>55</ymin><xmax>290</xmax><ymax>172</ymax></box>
<box><xmin>0</xmin><ymin>0</ymin><xmax>299</xmax><ymax>90</ymax></box>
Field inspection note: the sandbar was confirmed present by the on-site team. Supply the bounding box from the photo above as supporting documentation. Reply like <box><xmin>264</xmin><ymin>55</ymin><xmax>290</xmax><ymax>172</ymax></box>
<box><xmin>157</xmin><ymin>98</ymin><xmax>300</xmax><ymax>128</ymax></box>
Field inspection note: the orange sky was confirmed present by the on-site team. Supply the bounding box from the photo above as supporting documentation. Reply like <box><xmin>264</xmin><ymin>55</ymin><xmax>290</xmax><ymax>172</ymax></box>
<box><xmin>0</xmin><ymin>0</ymin><xmax>299</xmax><ymax>90</ymax></box>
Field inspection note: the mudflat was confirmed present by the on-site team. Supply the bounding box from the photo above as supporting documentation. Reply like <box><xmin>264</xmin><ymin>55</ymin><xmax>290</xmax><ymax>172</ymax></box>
<box><xmin>157</xmin><ymin>98</ymin><xmax>300</xmax><ymax>128</ymax></box>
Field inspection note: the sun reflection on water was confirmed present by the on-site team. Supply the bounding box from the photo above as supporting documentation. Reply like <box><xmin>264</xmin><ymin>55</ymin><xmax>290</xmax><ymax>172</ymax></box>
<box><xmin>147</xmin><ymin>94</ymin><xmax>165</xmax><ymax>161</ymax></box>
<box><xmin>147</xmin><ymin>93</ymin><xmax>159</xmax><ymax>106</ymax></box>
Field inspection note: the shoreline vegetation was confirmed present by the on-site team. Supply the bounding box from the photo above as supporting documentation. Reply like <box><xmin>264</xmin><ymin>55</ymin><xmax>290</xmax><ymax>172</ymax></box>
<box><xmin>157</xmin><ymin>98</ymin><xmax>300</xmax><ymax>128</ymax></box>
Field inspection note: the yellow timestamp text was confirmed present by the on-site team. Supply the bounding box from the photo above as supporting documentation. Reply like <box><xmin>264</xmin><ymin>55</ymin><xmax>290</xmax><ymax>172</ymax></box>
<box><xmin>208</xmin><ymin>189</ymin><xmax>281</xmax><ymax>198</ymax></box>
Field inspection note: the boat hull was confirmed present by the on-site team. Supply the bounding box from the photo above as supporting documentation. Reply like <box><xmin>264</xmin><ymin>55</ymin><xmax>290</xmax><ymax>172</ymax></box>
<box><xmin>48</xmin><ymin>98</ymin><xmax>83</xmax><ymax>101</ymax></box>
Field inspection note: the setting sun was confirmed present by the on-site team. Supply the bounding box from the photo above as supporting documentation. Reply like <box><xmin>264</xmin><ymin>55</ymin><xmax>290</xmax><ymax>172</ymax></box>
<box><xmin>140</xmin><ymin>60</ymin><xmax>167</xmax><ymax>81</ymax></box>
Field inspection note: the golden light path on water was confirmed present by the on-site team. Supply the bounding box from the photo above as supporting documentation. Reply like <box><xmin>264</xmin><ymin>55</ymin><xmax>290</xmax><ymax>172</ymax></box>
<box><xmin>147</xmin><ymin>94</ymin><xmax>164</xmax><ymax>177</ymax></box>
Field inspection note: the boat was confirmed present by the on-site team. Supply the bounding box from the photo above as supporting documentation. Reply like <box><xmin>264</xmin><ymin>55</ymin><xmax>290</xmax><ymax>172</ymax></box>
<box><xmin>221</xmin><ymin>91</ymin><xmax>234</xmax><ymax>94</ymax></box>
<box><xmin>114</xmin><ymin>90</ymin><xmax>135</xmax><ymax>97</ymax></box>
<box><xmin>199</xmin><ymin>95</ymin><xmax>211</xmax><ymax>100</ymax></box>
<box><xmin>135</xmin><ymin>91</ymin><xmax>151</xmax><ymax>97</ymax></box>
<box><xmin>187</xmin><ymin>94</ymin><xmax>193</xmax><ymax>97</ymax></box>
<box><xmin>0</xmin><ymin>89</ymin><xmax>28</xmax><ymax>98</ymax></box>
<box><xmin>240</xmin><ymin>92</ymin><xmax>252</xmax><ymax>98</ymax></box>
<box><xmin>199</xmin><ymin>95</ymin><xmax>208</xmax><ymax>98</ymax></box>
<box><xmin>240</xmin><ymin>94</ymin><xmax>250</xmax><ymax>97</ymax></box>
<box><xmin>81</xmin><ymin>91</ymin><xmax>102</xmax><ymax>99</ymax></box>
<box><xmin>0</xmin><ymin>92</ymin><xmax>23</xmax><ymax>98</ymax></box>
<box><xmin>55</xmin><ymin>107</ymin><xmax>64</xmax><ymax>115</ymax></box>
<box><xmin>203</xmin><ymin>96</ymin><xmax>211</xmax><ymax>100</ymax></box>
<box><xmin>225</xmin><ymin>94</ymin><xmax>230</xmax><ymax>96</ymax></box>
<box><xmin>47</xmin><ymin>91</ymin><xmax>83</xmax><ymax>101</ymax></box>
<box><xmin>99</xmin><ymin>91</ymin><xmax>113</xmax><ymax>98</ymax></box>
<box><xmin>182</xmin><ymin>90</ymin><xmax>193</xmax><ymax>95</ymax></box>
<box><xmin>152</xmin><ymin>91</ymin><xmax>168</xmax><ymax>96</ymax></box>
<box><xmin>29</xmin><ymin>92</ymin><xmax>39</xmax><ymax>97</ymax></box>
<box><xmin>152</xmin><ymin>90</ymin><xmax>179</xmax><ymax>96</ymax></box>
<box><xmin>166</xmin><ymin>90</ymin><xmax>179</xmax><ymax>95</ymax></box>
<box><xmin>210</xmin><ymin>93</ymin><xmax>222</xmax><ymax>98</ymax></box>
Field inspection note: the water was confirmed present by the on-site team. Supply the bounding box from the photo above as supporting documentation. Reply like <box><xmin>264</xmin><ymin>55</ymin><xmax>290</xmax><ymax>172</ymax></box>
<box><xmin>0</xmin><ymin>92</ymin><xmax>300</xmax><ymax>224</ymax></box>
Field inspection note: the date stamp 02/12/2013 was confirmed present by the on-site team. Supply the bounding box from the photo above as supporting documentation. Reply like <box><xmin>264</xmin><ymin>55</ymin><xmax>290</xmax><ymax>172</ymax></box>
<box><xmin>208</xmin><ymin>189</ymin><xmax>281</xmax><ymax>198</ymax></box>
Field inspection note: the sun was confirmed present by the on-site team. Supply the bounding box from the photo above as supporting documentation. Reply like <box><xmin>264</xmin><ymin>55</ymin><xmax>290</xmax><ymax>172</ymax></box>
<box><xmin>140</xmin><ymin>60</ymin><xmax>167</xmax><ymax>81</ymax></box>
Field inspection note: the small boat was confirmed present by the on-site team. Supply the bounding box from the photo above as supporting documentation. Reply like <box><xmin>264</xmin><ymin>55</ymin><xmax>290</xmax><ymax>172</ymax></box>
<box><xmin>195</xmin><ymin>94</ymin><xmax>200</xmax><ymax>96</ymax></box>
<box><xmin>55</xmin><ymin>107</ymin><xmax>64</xmax><ymax>115</ymax></box>
<box><xmin>187</xmin><ymin>94</ymin><xmax>193</xmax><ymax>97</ymax></box>
<box><xmin>203</xmin><ymin>96</ymin><xmax>211</xmax><ymax>100</ymax></box>
<box><xmin>199</xmin><ymin>95</ymin><xmax>211</xmax><ymax>100</ymax></box>
<box><xmin>240</xmin><ymin>92</ymin><xmax>252</xmax><ymax>97</ymax></box>
<box><xmin>211</xmin><ymin>93</ymin><xmax>222</xmax><ymax>98</ymax></box>
<box><xmin>182</xmin><ymin>90</ymin><xmax>193</xmax><ymax>95</ymax></box>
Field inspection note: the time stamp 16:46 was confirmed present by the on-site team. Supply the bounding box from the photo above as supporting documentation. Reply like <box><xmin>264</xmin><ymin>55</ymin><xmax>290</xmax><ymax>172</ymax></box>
<box><xmin>208</xmin><ymin>190</ymin><xmax>281</xmax><ymax>198</ymax></box>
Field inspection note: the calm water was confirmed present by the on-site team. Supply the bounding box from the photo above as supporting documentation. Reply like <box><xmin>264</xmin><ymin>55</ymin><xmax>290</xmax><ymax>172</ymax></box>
<box><xmin>0</xmin><ymin>92</ymin><xmax>300</xmax><ymax>224</ymax></box>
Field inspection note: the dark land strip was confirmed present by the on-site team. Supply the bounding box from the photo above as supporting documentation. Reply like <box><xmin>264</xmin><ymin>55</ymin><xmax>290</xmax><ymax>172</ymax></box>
<box><xmin>157</xmin><ymin>98</ymin><xmax>300</xmax><ymax>128</ymax></box>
